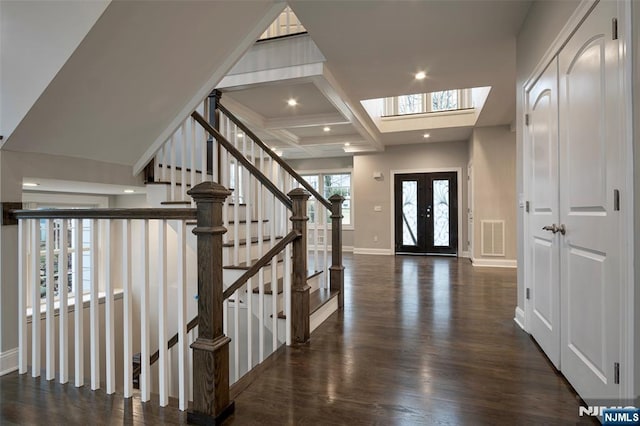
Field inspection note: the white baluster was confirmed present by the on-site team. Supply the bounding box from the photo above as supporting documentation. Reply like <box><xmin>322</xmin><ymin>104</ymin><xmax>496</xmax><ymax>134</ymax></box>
<box><xmin>313</xmin><ymin>199</ymin><xmax>319</xmax><ymax>276</ymax></box>
<box><xmin>74</xmin><ymin>218</ymin><xmax>84</xmax><ymax>387</ymax></box>
<box><xmin>270</xmin><ymin>162</ymin><xmax>278</xmax><ymax>351</ymax></box>
<box><xmin>103</xmin><ymin>220</ymin><xmax>115</xmax><ymax>394</ymax></box>
<box><xmin>190</xmin><ymin>117</ymin><xmax>196</xmax><ymax>204</ymax></box>
<box><xmin>323</xmin><ymin>218</ymin><xmax>329</xmax><ymax>290</ymax></box>
<box><xmin>233</xmin><ymin>287</ymin><xmax>239</xmax><ymax>382</ymax></box>
<box><xmin>140</xmin><ymin>220</ymin><xmax>150</xmax><ymax>402</ymax></box>
<box><xmin>158</xmin><ymin>220</ymin><xmax>168</xmax><ymax>407</ymax></box>
<box><xmin>59</xmin><ymin>220</ymin><xmax>69</xmax><ymax>384</ymax></box>
<box><xmin>200</xmin><ymin>113</ymin><xmax>207</xmax><ymax>184</ymax></box>
<box><xmin>155</xmin><ymin>148</ymin><xmax>162</xmax><ymax>183</ymax></box>
<box><xmin>31</xmin><ymin>219</ymin><xmax>41</xmax><ymax>378</ymax></box>
<box><xmin>45</xmin><ymin>219</ymin><xmax>55</xmax><ymax>381</ymax></box>
<box><xmin>177</xmin><ymin>221</ymin><xmax>188</xmax><ymax>411</ymax></box>
<box><xmin>122</xmin><ymin>219</ymin><xmax>133</xmax><ymax>398</ymax></box>
<box><xmin>181</xmin><ymin>123</ymin><xmax>188</xmax><ymax>201</ymax></box>
<box><xmin>258</xmin><ymin>150</ymin><xmax>265</xmax><ymax>362</ymax></box>
<box><xmin>285</xmin><ymin>7</ymin><xmax>290</xmax><ymax>35</ymax></box>
<box><xmin>90</xmin><ymin>219</ymin><xmax>100</xmax><ymax>390</ymax></box>
<box><xmin>170</xmin><ymin>134</ymin><xmax>177</xmax><ymax>201</ymax></box>
<box><xmin>284</xmin><ymin>243</ymin><xmax>292</xmax><ymax>346</ymax></box>
<box><xmin>18</xmin><ymin>220</ymin><xmax>28</xmax><ymax>374</ymax></box>
<box><xmin>233</xmin><ymin>158</ymin><xmax>239</xmax><ymax>265</ymax></box>
<box><xmin>222</xmin><ymin>146</ymin><xmax>229</xmax><ymax>244</ymax></box>
<box><xmin>163</xmin><ymin>141</ymin><xmax>170</xmax><ymax>183</ymax></box>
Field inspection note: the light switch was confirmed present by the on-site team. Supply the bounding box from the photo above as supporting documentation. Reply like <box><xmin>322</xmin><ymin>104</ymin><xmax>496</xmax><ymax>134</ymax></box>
<box><xmin>374</xmin><ymin>205</ymin><xmax>382</xmax><ymax>212</ymax></box>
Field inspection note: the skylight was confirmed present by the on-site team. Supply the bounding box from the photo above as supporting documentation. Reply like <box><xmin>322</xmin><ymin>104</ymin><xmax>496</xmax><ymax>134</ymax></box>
<box><xmin>382</xmin><ymin>89</ymin><xmax>473</xmax><ymax>117</ymax></box>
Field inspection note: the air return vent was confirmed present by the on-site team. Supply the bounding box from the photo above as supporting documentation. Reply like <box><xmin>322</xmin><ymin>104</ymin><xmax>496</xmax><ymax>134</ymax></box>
<box><xmin>481</xmin><ymin>220</ymin><xmax>505</xmax><ymax>256</ymax></box>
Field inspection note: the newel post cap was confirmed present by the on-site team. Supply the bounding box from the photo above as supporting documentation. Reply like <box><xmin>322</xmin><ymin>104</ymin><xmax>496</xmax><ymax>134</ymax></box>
<box><xmin>288</xmin><ymin>188</ymin><xmax>310</xmax><ymax>200</ymax></box>
<box><xmin>329</xmin><ymin>194</ymin><xmax>345</xmax><ymax>203</ymax></box>
<box><xmin>188</xmin><ymin>181</ymin><xmax>232</xmax><ymax>202</ymax></box>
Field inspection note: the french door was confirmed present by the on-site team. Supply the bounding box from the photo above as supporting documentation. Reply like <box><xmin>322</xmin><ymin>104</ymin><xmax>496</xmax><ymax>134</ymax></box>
<box><xmin>394</xmin><ymin>172</ymin><xmax>458</xmax><ymax>255</ymax></box>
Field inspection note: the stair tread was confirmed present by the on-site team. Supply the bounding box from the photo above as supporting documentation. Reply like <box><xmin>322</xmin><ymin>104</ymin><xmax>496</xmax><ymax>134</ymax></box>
<box><xmin>223</xmin><ymin>236</ymin><xmax>283</xmax><ymax>247</ymax></box>
<box><xmin>224</xmin><ymin>253</ymin><xmax>286</xmax><ymax>270</ymax></box>
<box><xmin>161</xmin><ymin>201</ymin><xmax>246</xmax><ymax>206</ymax></box>
<box><xmin>277</xmin><ymin>288</ymin><xmax>338</xmax><ymax>319</ymax></box>
<box><xmin>186</xmin><ymin>219</ymin><xmax>269</xmax><ymax>226</ymax></box>
<box><xmin>251</xmin><ymin>270</ymin><xmax>322</xmax><ymax>295</ymax></box>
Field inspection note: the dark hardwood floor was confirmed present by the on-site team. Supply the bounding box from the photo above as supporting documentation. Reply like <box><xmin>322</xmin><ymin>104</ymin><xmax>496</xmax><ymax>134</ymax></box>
<box><xmin>1</xmin><ymin>254</ymin><xmax>595</xmax><ymax>425</ymax></box>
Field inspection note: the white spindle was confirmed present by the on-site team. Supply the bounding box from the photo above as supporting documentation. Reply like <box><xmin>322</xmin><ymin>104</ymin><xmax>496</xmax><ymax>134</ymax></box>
<box><xmin>170</xmin><ymin>135</ymin><xmax>177</xmax><ymax>201</ymax></box>
<box><xmin>181</xmin><ymin>123</ymin><xmax>188</xmax><ymax>201</ymax></box>
<box><xmin>258</xmin><ymin>150</ymin><xmax>265</xmax><ymax>362</ymax></box>
<box><xmin>154</xmin><ymin>149</ymin><xmax>162</xmax><ymax>183</ymax></box>
<box><xmin>212</xmin><ymin>116</ymin><xmax>219</xmax><ymax>183</ymax></box>
<box><xmin>284</xmin><ymin>243</ymin><xmax>292</xmax><ymax>346</ymax></box>
<box><xmin>74</xmin><ymin>218</ymin><xmax>84</xmax><ymax>387</ymax></box>
<box><xmin>233</xmin><ymin>287</ymin><xmax>239</xmax><ymax>382</ymax></box>
<box><xmin>123</xmin><ymin>219</ymin><xmax>133</xmax><ymax>398</ymax></box>
<box><xmin>313</xmin><ymin>199</ymin><xmax>319</xmax><ymax>275</ymax></box>
<box><xmin>222</xmin><ymin>146</ymin><xmax>229</xmax><ymax>244</ymax></box>
<box><xmin>190</xmin><ymin>117</ymin><xmax>197</xmax><ymax>201</ymax></box>
<box><xmin>59</xmin><ymin>220</ymin><xmax>69</xmax><ymax>384</ymax></box>
<box><xmin>45</xmin><ymin>219</ymin><xmax>55</xmax><ymax>381</ymax></box>
<box><xmin>31</xmin><ymin>219</ymin><xmax>41</xmax><ymax>378</ymax></box>
<box><xmin>18</xmin><ymin>220</ymin><xmax>27</xmax><ymax>374</ymax></box>
<box><xmin>158</xmin><ymin>220</ymin><xmax>168</xmax><ymax>407</ymax></box>
<box><xmin>200</xmin><ymin>114</ymin><xmax>207</xmax><ymax>184</ymax></box>
<box><xmin>177</xmin><ymin>221</ymin><xmax>188</xmax><ymax>411</ymax></box>
<box><xmin>233</xmin><ymin>158</ymin><xmax>239</xmax><ymax>265</ymax></box>
<box><xmin>285</xmin><ymin>7</ymin><xmax>290</xmax><ymax>35</ymax></box>
<box><xmin>323</xmin><ymin>220</ymin><xmax>329</xmax><ymax>290</ymax></box>
<box><xmin>270</xmin><ymin>163</ymin><xmax>278</xmax><ymax>351</ymax></box>
<box><xmin>140</xmin><ymin>220</ymin><xmax>150</xmax><ymax>402</ymax></box>
<box><xmin>90</xmin><ymin>219</ymin><xmax>100</xmax><ymax>390</ymax></box>
<box><xmin>104</xmin><ymin>220</ymin><xmax>115</xmax><ymax>394</ymax></box>
<box><xmin>163</xmin><ymin>142</ymin><xmax>170</xmax><ymax>182</ymax></box>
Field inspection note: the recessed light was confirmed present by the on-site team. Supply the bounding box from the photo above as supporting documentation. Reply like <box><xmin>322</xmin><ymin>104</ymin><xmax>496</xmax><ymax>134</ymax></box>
<box><xmin>237</xmin><ymin>133</ymin><xmax>244</xmax><ymax>138</ymax></box>
<box><xmin>344</xmin><ymin>142</ymin><xmax>351</xmax><ymax>147</ymax></box>
<box><xmin>415</xmin><ymin>71</ymin><xmax>426</xmax><ymax>80</ymax></box>
<box><xmin>23</xmin><ymin>182</ymin><xmax>39</xmax><ymax>187</ymax></box>
<box><xmin>124</xmin><ymin>189</ymin><xmax>135</xmax><ymax>193</ymax></box>
<box><xmin>287</xmin><ymin>98</ymin><xmax>297</xmax><ymax>106</ymax></box>
<box><xmin>423</xmin><ymin>133</ymin><xmax>431</xmax><ymax>138</ymax></box>
<box><xmin>323</xmin><ymin>126</ymin><xmax>331</xmax><ymax>132</ymax></box>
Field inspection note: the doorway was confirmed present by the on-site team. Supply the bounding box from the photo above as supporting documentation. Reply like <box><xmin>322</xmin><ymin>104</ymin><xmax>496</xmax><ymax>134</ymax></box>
<box><xmin>394</xmin><ymin>172</ymin><xmax>458</xmax><ymax>255</ymax></box>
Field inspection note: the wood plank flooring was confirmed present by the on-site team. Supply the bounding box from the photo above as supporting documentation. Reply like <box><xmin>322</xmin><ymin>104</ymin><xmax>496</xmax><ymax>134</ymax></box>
<box><xmin>0</xmin><ymin>254</ymin><xmax>596</xmax><ymax>425</ymax></box>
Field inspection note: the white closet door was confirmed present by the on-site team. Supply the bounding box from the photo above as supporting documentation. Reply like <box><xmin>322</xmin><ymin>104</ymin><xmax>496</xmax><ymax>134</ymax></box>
<box><xmin>527</xmin><ymin>58</ymin><xmax>560</xmax><ymax>368</ymax></box>
<box><xmin>558</xmin><ymin>0</ymin><xmax>622</xmax><ymax>401</ymax></box>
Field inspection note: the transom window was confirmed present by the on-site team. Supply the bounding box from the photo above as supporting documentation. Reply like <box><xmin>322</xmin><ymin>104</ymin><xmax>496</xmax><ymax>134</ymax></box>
<box><xmin>383</xmin><ymin>89</ymin><xmax>471</xmax><ymax>117</ymax></box>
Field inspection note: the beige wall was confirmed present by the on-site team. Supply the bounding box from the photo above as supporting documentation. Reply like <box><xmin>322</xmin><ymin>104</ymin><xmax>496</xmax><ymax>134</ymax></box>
<box><xmin>470</xmin><ymin>126</ymin><xmax>517</xmax><ymax>261</ymax></box>
<box><xmin>633</xmin><ymin>0</ymin><xmax>640</xmax><ymax>401</ymax></box>
<box><xmin>353</xmin><ymin>141</ymin><xmax>469</xmax><ymax>254</ymax></box>
<box><xmin>515</xmin><ymin>0</ymin><xmax>581</xmax><ymax>309</ymax></box>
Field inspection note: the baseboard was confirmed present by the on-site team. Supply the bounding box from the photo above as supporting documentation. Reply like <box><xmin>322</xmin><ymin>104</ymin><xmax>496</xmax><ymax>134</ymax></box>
<box><xmin>459</xmin><ymin>251</ymin><xmax>470</xmax><ymax>258</ymax></box>
<box><xmin>309</xmin><ymin>245</ymin><xmax>354</xmax><ymax>253</ymax></box>
<box><xmin>471</xmin><ymin>258</ymin><xmax>517</xmax><ymax>268</ymax></box>
<box><xmin>0</xmin><ymin>347</ymin><xmax>18</xmax><ymax>376</ymax></box>
<box><xmin>353</xmin><ymin>248</ymin><xmax>393</xmax><ymax>256</ymax></box>
<box><xmin>514</xmin><ymin>307</ymin><xmax>526</xmax><ymax>331</ymax></box>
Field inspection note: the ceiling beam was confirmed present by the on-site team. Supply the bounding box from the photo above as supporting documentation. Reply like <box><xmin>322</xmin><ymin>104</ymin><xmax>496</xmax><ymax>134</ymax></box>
<box><xmin>265</xmin><ymin>112</ymin><xmax>349</xmax><ymax>130</ymax></box>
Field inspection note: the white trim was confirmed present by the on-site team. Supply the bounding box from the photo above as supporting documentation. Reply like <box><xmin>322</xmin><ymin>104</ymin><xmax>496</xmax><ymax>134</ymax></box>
<box><xmin>22</xmin><ymin>192</ymin><xmax>109</xmax><ymax>208</ymax></box>
<box><xmin>514</xmin><ymin>307</ymin><xmax>526</xmax><ymax>331</ymax></box>
<box><xmin>353</xmin><ymin>248</ymin><xmax>393</xmax><ymax>256</ymax></box>
<box><xmin>389</xmin><ymin>167</ymin><xmax>464</xmax><ymax>255</ymax></box>
<box><xmin>309</xmin><ymin>244</ymin><xmax>354</xmax><ymax>253</ymax></box>
<box><xmin>471</xmin><ymin>258</ymin><xmax>517</xmax><ymax>268</ymax></box>
<box><xmin>133</xmin><ymin>2</ymin><xmax>288</xmax><ymax>175</ymax></box>
<box><xmin>310</xmin><ymin>295</ymin><xmax>338</xmax><ymax>333</ymax></box>
<box><xmin>0</xmin><ymin>348</ymin><xmax>19</xmax><ymax>376</ymax></box>
<box><xmin>459</xmin><ymin>251</ymin><xmax>470</xmax><ymax>258</ymax></box>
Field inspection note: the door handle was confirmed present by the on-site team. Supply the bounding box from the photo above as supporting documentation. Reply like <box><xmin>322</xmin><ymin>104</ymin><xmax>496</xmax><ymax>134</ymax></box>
<box><xmin>542</xmin><ymin>224</ymin><xmax>566</xmax><ymax>235</ymax></box>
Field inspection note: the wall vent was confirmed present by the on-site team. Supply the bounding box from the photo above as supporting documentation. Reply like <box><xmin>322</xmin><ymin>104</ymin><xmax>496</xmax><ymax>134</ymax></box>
<box><xmin>481</xmin><ymin>220</ymin><xmax>505</xmax><ymax>256</ymax></box>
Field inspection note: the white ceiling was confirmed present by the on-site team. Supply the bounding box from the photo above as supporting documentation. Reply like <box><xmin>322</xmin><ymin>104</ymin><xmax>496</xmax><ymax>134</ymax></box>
<box><xmin>219</xmin><ymin>0</ymin><xmax>531</xmax><ymax>159</ymax></box>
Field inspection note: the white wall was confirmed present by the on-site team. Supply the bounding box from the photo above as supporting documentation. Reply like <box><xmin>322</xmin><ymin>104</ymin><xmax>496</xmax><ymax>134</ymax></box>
<box><xmin>0</xmin><ymin>0</ymin><xmax>110</xmax><ymax>141</ymax></box>
<box><xmin>515</xmin><ymin>0</ymin><xmax>581</xmax><ymax>310</ymax></box>
<box><xmin>469</xmin><ymin>126</ymin><xmax>517</xmax><ymax>262</ymax></box>
<box><xmin>353</xmin><ymin>141</ymin><xmax>469</xmax><ymax>254</ymax></box>
<box><xmin>633</xmin><ymin>0</ymin><xmax>640</xmax><ymax>401</ymax></box>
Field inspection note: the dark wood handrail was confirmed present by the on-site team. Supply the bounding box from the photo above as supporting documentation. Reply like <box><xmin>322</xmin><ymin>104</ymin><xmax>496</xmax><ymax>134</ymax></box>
<box><xmin>216</xmin><ymin>102</ymin><xmax>332</xmax><ymax>211</ymax></box>
<box><xmin>12</xmin><ymin>208</ymin><xmax>196</xmax><ymax>220</ymax></box>
<box><xmin>223</xmin><ymin>229</ymin><xmax>300</xmax><ymax>300</ymax></box>
<box><xmin>191</xmin><ymin>111</ymin><xmax>293</xmax><ymax>211</ymax></box>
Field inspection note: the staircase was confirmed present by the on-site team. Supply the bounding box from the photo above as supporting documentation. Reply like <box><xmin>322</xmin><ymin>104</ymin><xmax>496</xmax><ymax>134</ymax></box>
<box><xmin>12</xmin><ymin>88</ymin><xmax>345</xmax><ymax>425</ymax></box>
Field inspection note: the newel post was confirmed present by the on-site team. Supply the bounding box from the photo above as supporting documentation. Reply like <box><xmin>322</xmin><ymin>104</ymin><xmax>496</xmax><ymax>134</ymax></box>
<box><xmin>288</xmin><ymin>188</ymin><xmax>310</xmax><ymax>344</ymax></box>
<box><xmin>329</xmin><ymin>194</ymin><xmax>345</xmax><ymax>309</ymax></box>
<box><xmin>187</xmin><ymin>182</ymin><xmax>234</xmax><ymax>425</ymax></box>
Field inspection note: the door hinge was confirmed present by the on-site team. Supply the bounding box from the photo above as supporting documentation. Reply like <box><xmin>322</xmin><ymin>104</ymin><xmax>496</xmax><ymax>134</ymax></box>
<box><xmin>614</xmin><ymin>362</ymin><xmax>620</xmax><ymax>384</ymax></box>
<box><xmin>614</xmin><ymin>189</ymin><xmax>620</xmax><ymax>211</ymax></box>
<box><xmin>525</xmin><ymin>114</ymin><xmax>530</xmax><ymax>126</ymax></box>
<box><xmin>612</xmin><ymin>18</ymin><xmax>618</xmax><ymax>40</ymax></box>
<box><xmin>525</xmin><ymin>201</ymin><xmax>530</xmax><ymax>213</ymax></box>
<box><xmin>526</xmin><ymin>288</ymin><xmax>531</xmax><ymax>300</ymax></box>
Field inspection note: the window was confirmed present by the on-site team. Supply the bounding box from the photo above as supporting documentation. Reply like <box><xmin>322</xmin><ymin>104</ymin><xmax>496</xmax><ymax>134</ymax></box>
<box><xmin>383</xmin><ymin>89</ymin><xmax>472</xmax><ymax>116</ymax></box>
<box><xmin>302</xmin><ymin>172</ymin><xmax>352</xmax><ymax>227</ymax></box>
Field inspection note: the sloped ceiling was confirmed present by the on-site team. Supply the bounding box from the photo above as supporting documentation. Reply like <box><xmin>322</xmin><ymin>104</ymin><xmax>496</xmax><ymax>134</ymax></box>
<box><xmin>3</xmin><ymin>0</ymin><xmax>284</xmax><ymax>166</ymax></box>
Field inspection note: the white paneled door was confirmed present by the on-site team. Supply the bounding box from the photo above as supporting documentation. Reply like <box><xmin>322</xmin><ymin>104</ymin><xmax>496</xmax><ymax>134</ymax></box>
<box><xmin>527</xmin><ymin>58</ymin><xmax>560</xmax><ymax>369</ymax></box>
<box><xmin>558</xmin><ymin>0</ymin><xmax>621</xmax><ymax>401</ymax></box>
